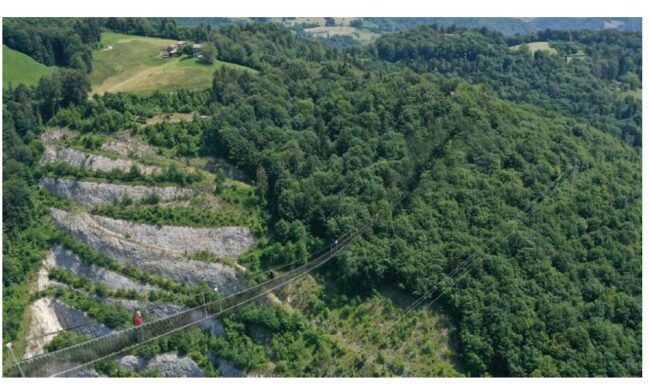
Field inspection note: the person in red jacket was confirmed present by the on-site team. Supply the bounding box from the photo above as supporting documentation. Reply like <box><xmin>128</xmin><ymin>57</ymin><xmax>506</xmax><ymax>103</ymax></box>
<box><xmin>134</xmin><ymin>311</ymin><xmax>144</xmax><ymax>342</ymax></box>
<box><xmin>133</xmin><ymin>311</ymin><xmax>143</xmax><ymax>326</ymax></box>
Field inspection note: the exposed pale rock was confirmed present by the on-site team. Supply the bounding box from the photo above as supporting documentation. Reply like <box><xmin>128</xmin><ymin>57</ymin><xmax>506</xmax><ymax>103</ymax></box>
<box><xmin>117</xmin><ymin>355</ymin><xmax>146</xmax><ymax>371</ymax></box>
<box><xmin>46</xmin><ymin>245</ymin><xmax>158</xmax><ymax>293</ymax></box>
<box><xmin>100</xmin><ymin>136</ymin><xmax>155</xmax><ymax>159</ymax></box>
<box><xmin>40</xmin><ymin>129</ymin><xmax>75</xmax><ymax>144</ymax></box>
<box><xmin>50</xmin><ymin>209</ymin><xmax>245</xmax><ymax>295</ymax></box>
<box><xmin>40</xmin><ymin>177</ymin><xmax>194</xmax><ymax>207</ymax></box>
<box><xmin>41</xmin><ymin>145</ymin><xmax>163</xmax><ymax>175</ymax></box>
<box><xmin>145</xmin><ymin>353</ymin><xmax>205</xmax><ymax>377</ymax></box>
<box><xmin>90</xmin><ymin>214</ymin><xmax>256</xmax><ymax>259</ymax></box>
<box><xmin>98</xmin><ymin>297</ymin><xmax>182</xmax><ymax>319</ymax></box>
<box><xmin>23</xmin><ymin>298</ymin><xmax>110</xmax><ymax>358</ymax></box>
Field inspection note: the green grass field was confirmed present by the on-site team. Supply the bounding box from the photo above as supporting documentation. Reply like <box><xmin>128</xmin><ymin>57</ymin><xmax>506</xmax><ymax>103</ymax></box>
<box><xmin>90</xmin><ymin>32</ymin><xmax>255</xmax><ymax>95</ymax></box>
<box><xmin>3</xmin><ymin>45</ymin><xmax>57</xmax><ymax>89</ymax></box>
<box><xmin>509</xmin><ymin>41</ymin><xmax>558</xmax><ymax>56</ymax></box>
<box><xmin>304</xmin><ymin>26</ymin><xmax>379</xmax><ymax>43</ymax></box>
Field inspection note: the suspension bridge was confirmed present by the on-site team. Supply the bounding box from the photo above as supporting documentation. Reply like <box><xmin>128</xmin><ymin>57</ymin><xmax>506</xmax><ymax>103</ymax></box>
<box><xmin>5</xmin><ymin>159</ymin><xmax>580</xmax><ymax>377</ymax></box>
<box><xmin>4</xmin><ymin>214</ymin><xmax>380</xmax><ymax>377</ymax></box>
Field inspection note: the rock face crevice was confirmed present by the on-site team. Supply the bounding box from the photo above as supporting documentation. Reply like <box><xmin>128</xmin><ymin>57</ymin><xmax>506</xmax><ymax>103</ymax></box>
<box><xmin>50</xmin><ymin>209</ymin><xmax>246</xmax><ymax>295</ymax></box>
<box><xmin>41</xmin><ymin>145</ymin><xmax>163</xmax><ymax>175</ymax></box>
<box><xmin>89</xmin><ymin>214</ymin><xmax>256</xmax><ymax>258</ymax></box>
<box><xmin>40</xmin><ymin>177</ymin><xmax>195</xmax><ymax>207</ymax></box>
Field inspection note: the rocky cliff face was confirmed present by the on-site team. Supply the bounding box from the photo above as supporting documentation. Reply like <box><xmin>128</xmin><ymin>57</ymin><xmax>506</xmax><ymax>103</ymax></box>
<box><xmin>41</xmin><ymin>145</ymin><xmax>163</xmax><ymax>175</ymax></box>
<box><xmin>24</xmin><ymin>298</ymin><xmax>64</xmax><ymax>358</ymax></box>
<box><xmin>40</xmin><ymin>129</ymin><xmax>75</xmax><ymax>144</ymax></box>
<box><xmin>24</xmin><ymin>298</ymin><xmax>111</xmax><ymax>358</ymax></box>
<box><xmin>213</xmin><ymin>157</ymin><xmax>251</xmax><ymax>183</ymax></box>
<box><xmin>90</xmin><ymin>214</ymin><xmax>256</xmax><ymax>258</ymax></box>
<box><xmin>29</xmin><ymin>131</ymin><xmax>253</xmax><ymax>376</ymax></box>
<box><xmin>147</xmin><ymin>353</ymin><xmax>206</xmax><ymax>377</ymax></box>
<box><xmin>50</xmin><ymin>209</ymin><xmax>246</xmax><ymax>295</ymax></box>
<box><xmin>118</xmin><ymin>353</ymin><xmax>205</xmax><ymax>377</ymax></box>
<box><xmin>45</xmin><ymin>245</ymin><xmax>159</xmax><ymax>293</ymax></box>
<box><xmin>40</xmin><ymin>177</ymin><xmax>195</xmax><ymax>207</ymax></box>
<box><xmin>100</xmin><ymin>136</ymin><xmax>156</xmax><ymax>159</ymax></box>
<box><xmin>97</xmin><ymin>297</ymin><xmax>182</xmax><ymax>319</ymax></box>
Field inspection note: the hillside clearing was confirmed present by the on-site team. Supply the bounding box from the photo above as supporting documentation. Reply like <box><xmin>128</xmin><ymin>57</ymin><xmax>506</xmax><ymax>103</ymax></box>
<box><xmin>276</xmin><ymin>276</ymin><xmax>463</xmax><ymax>376</ymax></box>
<box><xmin>509</xmin><ymin>41</ymin><xmax>558</xmax><ymax>55</ymax></box>
<box><xmin>90</xmin><ymin>33</ymin><xmax>255</xmax><ymax>95</ymax></box>
<box><xmin>144</xmin><ymin>112</ymin><xmax>198</xmax><ymax>125</ymax></box>
<box><xmin>304</xmin><ymin>26</ymin><xmax>379</xmax><ymax>43</ymax></box>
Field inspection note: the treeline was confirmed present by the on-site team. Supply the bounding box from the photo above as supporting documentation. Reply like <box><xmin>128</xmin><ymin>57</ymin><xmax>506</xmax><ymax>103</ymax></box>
<box><xmin>3</xmin><ymin>18</ymin><xmax>99</xmax><ymax>72</ymax></box>
<box><xmin>365</xmin><ymin>25</ymin><xmax>642</xmax><ymax>146</ymax></box>
<box><xmin>362</xmin><ymin>18</ymin><xmax>641</xmax><ymax>36</ymax></box>
<box><xmin>211</xmin><ymin>23</ymin><xmax>337</xmax><ymax>69</ymax></box>
<box><xmin>42</xmin><ymin>162</ymin><xmax>205</xmax><ymax>187</ymax></box>
<box><xmin>103</xmin><ymin>17</ymin><xmax>212</xmax><ymax>44</ymax></box>
<box><xmin>100</xmin><ymin>18</ymin><xmax>338</xmax><ymax>70</ymax></box>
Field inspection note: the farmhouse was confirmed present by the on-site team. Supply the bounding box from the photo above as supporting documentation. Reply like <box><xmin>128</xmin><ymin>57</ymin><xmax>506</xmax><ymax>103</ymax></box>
<box><xmin>161</xmin><ymin>40</ymin><xmax>188</xmax><ymax>58</ymax></box>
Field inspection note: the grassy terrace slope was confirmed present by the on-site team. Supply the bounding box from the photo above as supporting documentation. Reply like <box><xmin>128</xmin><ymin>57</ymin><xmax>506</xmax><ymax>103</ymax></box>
<box><xmin>3</xmin><ymin>45</ymin><xmax>57</xmax><ymax>88</ymax></box>
<box><xmin>90</xmin><ymin>32</ymin><xmax>255</xmax><ymax>95</ymax></box>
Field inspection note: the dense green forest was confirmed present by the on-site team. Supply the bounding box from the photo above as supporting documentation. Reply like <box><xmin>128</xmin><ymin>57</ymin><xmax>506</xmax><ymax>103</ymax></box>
<box><xmin>359</xmin><ymin>17</ymin><xmax>642</xmax><ymax>35</ymax></box>
<box><xmin>170</xmin><ymin>17</ymin><xmax>642</xmax><ymax>36</ymax></box>
<box><xmin>3</xmin><ymin>18</ymin><xmax>100</xmax><ymax>72</ymax></box>
<box><xmin>363</xmin><ymin>25</ymin><xmax>642</xmax><ymax>146</ymax></box>
<box><xmin>2</xmin><ymin>19</ymin><xmax>642</xmax><ymax>377</ymax></box>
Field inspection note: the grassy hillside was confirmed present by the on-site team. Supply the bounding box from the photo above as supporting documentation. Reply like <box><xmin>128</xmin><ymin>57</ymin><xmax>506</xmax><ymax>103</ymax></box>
<box><xmin>509</xmin><ymin>41</ymin><xmax>558</xmax><ymax>55</ymax></box>
<box><xmin>3</xmin><ymin>45</ymin><xmax>57</xmax><ymax>88</ymax></box>
<box><xmin>90</xmin><ymin>32</ymin><xmax>254</xmax><ymax>95</ymax></box>
<box><xmin>304</xmin><ymin>26</ymin><xmax>379</xmax><ymax>43</ymax></box>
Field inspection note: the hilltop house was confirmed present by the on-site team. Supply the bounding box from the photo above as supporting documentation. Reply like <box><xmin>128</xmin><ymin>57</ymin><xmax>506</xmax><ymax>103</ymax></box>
<box><xmin>162</xmin><ymin>40</ymin><xmax>188</xmax><ymax>58</ymax></box>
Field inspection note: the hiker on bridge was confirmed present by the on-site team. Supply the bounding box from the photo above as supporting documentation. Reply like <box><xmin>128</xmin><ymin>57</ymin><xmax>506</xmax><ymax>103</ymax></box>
<box><xmin>134</xmin><ymin>310</ymin><xmax>144</xmax><ymax>343</ymax></box>
<box><xmin>133</xmin><ymin>311</ymin><xmax>143</xmax><ymax>327</ymax></box>
<box><xmin>331</xmin><ymin>240</ymin><xmax>339</xmax><ymax>255</ymax></box>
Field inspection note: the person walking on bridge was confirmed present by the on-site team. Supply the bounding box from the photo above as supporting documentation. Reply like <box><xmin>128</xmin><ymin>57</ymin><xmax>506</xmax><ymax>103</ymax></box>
<box><xmin>331</xmin><ymin>240</ymin><xmax>339</xmax><ymax>255</ymax></box>
<box><xmin>133</xmin><ymin>311</ymin><xmax>143</xmax><ymax>327</ymax></box>
<box><xmin>134</xmin><ymin>310</ymin><xmax>144</xmax><ymax>343</ymax></box>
